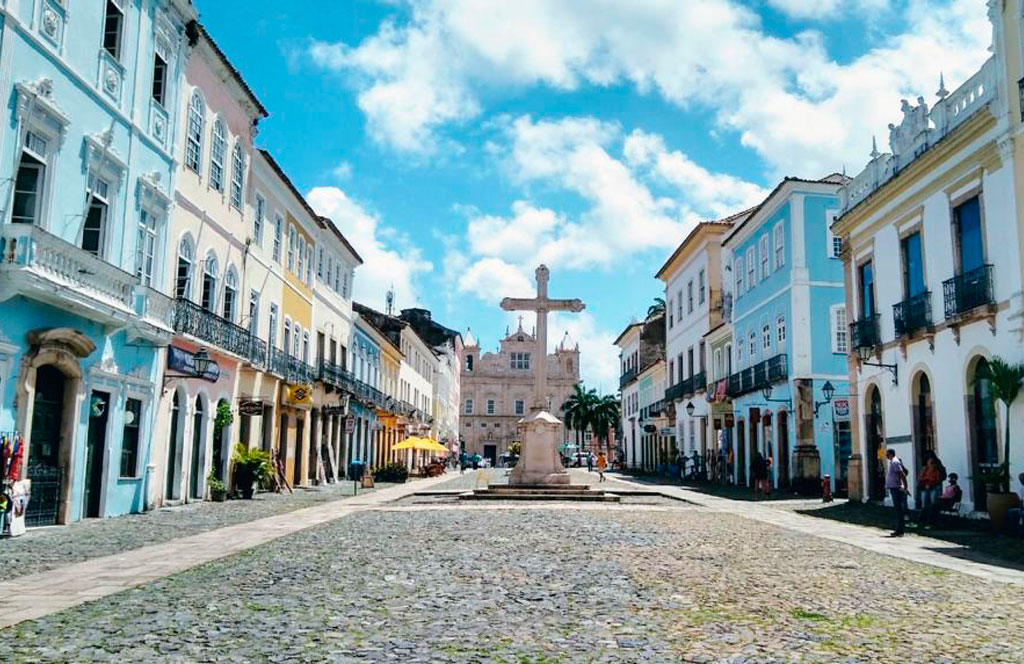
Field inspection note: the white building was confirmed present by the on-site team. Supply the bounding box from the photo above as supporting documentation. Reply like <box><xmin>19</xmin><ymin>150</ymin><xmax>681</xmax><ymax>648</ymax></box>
<box><xmin>615</xmin><ymin>312</ymin><xmax>667</xmax><ymax>471</ymax></box>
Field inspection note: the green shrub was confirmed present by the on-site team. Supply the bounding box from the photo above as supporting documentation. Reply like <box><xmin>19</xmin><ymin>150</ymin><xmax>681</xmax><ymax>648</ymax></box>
<box><xmin>373</xmin><ymin>462</ymin><xmax>409</xmax><ymax>483</ymax></box>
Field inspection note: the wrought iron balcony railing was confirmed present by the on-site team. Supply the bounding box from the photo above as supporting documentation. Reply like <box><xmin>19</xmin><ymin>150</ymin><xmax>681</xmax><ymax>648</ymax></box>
<box><xmin>665</xmin><ymin>382</ymin><xmax>684</xmax><ymax>402</ymax></box>
<box><xmin>174</xmin><ymin>298</ymin><xmax>254</xmax><ymax>359</ymax></box>
<box><xmin>619</xmin><ymin>366</ymin><xmax>638</xmax><ymax>390</ymax></box>
<box><xmin>850</xmin><ymin>313</ymin><xmax>881</xmax><ymax>350</ymax></box>
<box><xmin>943</xmin><ymin>264</ymin><xmax>994</xmax><ymax>319</ymax></box>
<box><xmin>725</xmin><ymin>354</ymin><xmax>788</xmax><ymax>398</ymax></box>
<box><xmin>268</xmin><ymin>346</ymin><xmax>315</xmax><ymax>384</ymax></box>
<box><xmin>893</xmin><ymin>291</ymin><xmax>932</xmax><ymax>337</ymax></box>
<box><xmin>692</xmin><ymin>371</ymin><xmax>707</xmax><ymax>393</ymax></box>
<box><xmin>649</xmin><ymin>399</ymin><xmax>665</xmax><ymax>417</ymax></box>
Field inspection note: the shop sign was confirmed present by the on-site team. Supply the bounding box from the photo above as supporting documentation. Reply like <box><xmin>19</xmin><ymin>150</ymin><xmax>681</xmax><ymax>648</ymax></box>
<box><xmin>345</xmin><ymin>416</ymin><xmax>356</xmax><ymax>433</ymax></box>
<box><xmin>167</xmin><ymin>346</ymin><xmax>220</xmax><ymax>382</ymax></box>
<box><xmin>284</xmin><ymin>384</ymin><xmax>313</xmax><ymax>407</ymax></box>
<box><xmin>833</xmin><ymin>398</ymin><xmax>851</xmax><ymax>422</ymax></box>
<box><xmin>238</xmin><ymin>400</ymin><xmax>264</xmax><ymax>416</ymax></box>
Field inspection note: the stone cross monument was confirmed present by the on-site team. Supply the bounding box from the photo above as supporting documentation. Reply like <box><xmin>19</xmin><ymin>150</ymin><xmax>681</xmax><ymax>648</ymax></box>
<box><xmin>499</xmin><ymin>265</ymin><xmax>585</xmax><ymax>485</ymax></box>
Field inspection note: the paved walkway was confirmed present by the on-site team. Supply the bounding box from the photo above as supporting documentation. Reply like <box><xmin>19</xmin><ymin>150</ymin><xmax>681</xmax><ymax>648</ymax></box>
<box><xmin>607</xmin><ymin>472</ymin><xmax>1024</xmax><ymax>586</ymax></box>
<box><xmin>0</xmin><ymin>473</ymin><xmax>455</xmax><ymax>629</ymax></box>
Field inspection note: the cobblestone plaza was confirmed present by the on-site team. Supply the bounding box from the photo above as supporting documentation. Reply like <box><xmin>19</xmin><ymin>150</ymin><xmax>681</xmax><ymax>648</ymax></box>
<box><xmin>1</xmin><ymin>471</ymin><xmax>1020</xmax><ymax>663</ymax></box>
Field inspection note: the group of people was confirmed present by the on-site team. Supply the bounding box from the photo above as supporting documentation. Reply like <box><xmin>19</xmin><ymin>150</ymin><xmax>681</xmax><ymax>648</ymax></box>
<box><xmin>583</xmin><ymin>452</ymin><xmax>609</xmax><ymax>482</ymax></box>
<box><xmin>885</xmin><ymin>449</ymin><xmax>963</xmax><ymax>537</ymax></box>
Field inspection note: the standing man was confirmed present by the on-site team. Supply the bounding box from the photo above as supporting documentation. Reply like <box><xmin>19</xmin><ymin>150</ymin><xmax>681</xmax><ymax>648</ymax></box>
<box><xmin>885</xmin><ymin>449</ymin><xmax>909</xmax><ymax>537</ymax></box>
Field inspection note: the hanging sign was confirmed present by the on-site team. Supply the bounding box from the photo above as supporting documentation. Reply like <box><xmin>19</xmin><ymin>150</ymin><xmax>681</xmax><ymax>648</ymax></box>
<box><xmin>345</xmin><ymin>416</ymin><xmax>356</xmax><ymax>433</ymax></box>
<box><xmin>239</xmin><ymin>400</ymin><xmax>265</xmax><ymax>416</ymax></box>
<box><xmin>284</xmin><ymin>384</ymin><xmax>313</xmax><ymax>407</ymax></box>
<box><xmin>832</xmin><ymin>398</ymin><xmax>851</xmax><ymax>422</ymax></box>
<box><xmin>167</xmin><ymin>346</ymin><xmax>220</xmax><ymax>382</ymax></box>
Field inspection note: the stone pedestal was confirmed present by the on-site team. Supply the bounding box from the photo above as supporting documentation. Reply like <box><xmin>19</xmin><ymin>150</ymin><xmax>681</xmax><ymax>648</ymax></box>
<box><xmin>793</xmin><ymin>444</ymin><xmax>821</xmax><ymax>496</ymax></box>
<box><xmin>508</xmin><ymin>410</ymin><xmax>571</xmax><ymax>486</ymax></box>
<box><xmin>847</xmin><ymin>454</ymin><xmax>863</xmax><ymax>502</ymax></box>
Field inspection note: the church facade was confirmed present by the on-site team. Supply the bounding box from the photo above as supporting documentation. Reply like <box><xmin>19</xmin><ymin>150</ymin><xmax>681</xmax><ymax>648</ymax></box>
<box><xmin>460</xmin><ymin>324</ymin><xmax>581</xmax><ymax>465</ymax></box>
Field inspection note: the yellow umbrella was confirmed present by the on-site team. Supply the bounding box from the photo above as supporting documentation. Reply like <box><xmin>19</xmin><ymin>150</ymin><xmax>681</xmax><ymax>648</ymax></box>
<box><xmin>392</xmin><ymin>437</ymin><xmax>449</xmax><ymax>453</ymax></box>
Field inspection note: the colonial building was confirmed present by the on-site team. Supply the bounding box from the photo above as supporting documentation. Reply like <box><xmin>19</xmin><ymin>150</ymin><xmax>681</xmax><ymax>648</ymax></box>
<box><xmin>615</xmin><ymin>313</ymin><xmax>667</xmax><ymax>471</ymax></box>
<box><xmin>0</xmin><ymin>0</ymin><xmax>195</xmax><ymax>524</ymax></box>
<box><xmin>724</xmin><ymin>175</ymin><xmax>851</xmax><ymax>493</ymax></box>
<box><xmin>399</xmin><ymin>308</ymin><xmax>463</xmax><ymax>453</ymax></box>
<box><xmin>834</xmin><ymin>0</ymin><xmax>1024</xmax><ymax>512</ymax></box>
<box><xmin>460</xmin><ymin>322</ymin><xmax>580</xmax><ymax>465</ymax></box>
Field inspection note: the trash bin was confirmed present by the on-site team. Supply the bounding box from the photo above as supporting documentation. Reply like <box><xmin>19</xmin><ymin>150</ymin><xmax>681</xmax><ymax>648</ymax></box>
<box><xmin>349</xmin><ymin>460</ymin><xmax>365</xmax><ymax>480</ymax></box>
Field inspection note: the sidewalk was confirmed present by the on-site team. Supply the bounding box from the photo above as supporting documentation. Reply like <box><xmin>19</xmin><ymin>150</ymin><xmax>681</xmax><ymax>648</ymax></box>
<box><xmin>0</xmin><ymin>473</ymin><xmax>455</xmax><ymax>629</ymax></box>
<box><xmin>607</xmin><ymin>472</ymin><xmax>1024</xmax><ymax>586</ymax></box>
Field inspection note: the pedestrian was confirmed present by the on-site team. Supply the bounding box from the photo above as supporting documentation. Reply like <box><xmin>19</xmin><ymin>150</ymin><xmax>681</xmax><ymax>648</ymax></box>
<box><xmin>596</xmin><ymin>452</ymin><xmax>607</xmax><ymax>482</ymax></box>
<box><xmin>925</xmin><ymin>472</ymin><xmax>963</xmax><ymax>526</ymax></box>
<box><xmin>916</xmin><ymin>451</ymin><xmax>943</xmax><ymax>528</ymax></box>
<box><xmin>752</xmin><ymin>453</ymin><xmax>769</xmax><ymax>499</ymax></box>
<box><xmin>459</xmin><ymin>451</ymin><xmax>468</xmax><ymax>474</ymax></box>
<box><xmin>885</xmin><ymin>448</ymin><xmax>909</xmax><ymax>537</ymax></box>
<box><xmin>587</xmin><ymin>453</ymin><xmax>594</xmax><ymax>473</ymax></box>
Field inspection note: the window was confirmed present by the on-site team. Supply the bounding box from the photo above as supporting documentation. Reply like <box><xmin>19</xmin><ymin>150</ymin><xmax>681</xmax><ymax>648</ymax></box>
<box><xmin>151</xmin><ymin>52</ymin><xmax>168</xmax><ymax>106</ymax></box>
<box><xmin>210</xmin><ymin>120</ymin><xmax>226</xmax><ymax>191</ymax></box>
<box><xmin>317</xmin><ymin>248</ymin><xmax>324</xmax><ymax>279</ymax></box>
<box><xmin>223</xmin><ymin>268</ymin><xmax>238</xmax><ymax>322</ymax></box>
<box><xmin>283</xmin><ymin>319</ymin><xmax>291</xmax><ymax>356</ymax></box>
<box><xmin>669</xmin><ymin>359</ymin><xmax>675</xmax><ymax>384</ymax></box>
<box><xmin>725</xmin><ymin>343</ymin><xmax>732</xmax><ymax>374</ymax></box>
<box><xmin>677</xmin><ymin>290</ymin><xmax>683</xmax><ymax>320</ymax></box>
<box><xmin>698</xmin><ymin>269</ymin><xmax>706</xmax><ymax>304</ymax></box>
<box><xmin>687</xmin><ymin>347</ymin><xmax>694</xmax><ymax>378</ymax></box>
<box><xmin>515</xmin><ymin>399</ymin><xmax>525</xmax><ymax>415</ymax></box>
<box><xmin>185</xmin><ymin>92</ymin><xmax>204</xmax><ymax>173</ymax></box>
<box><xmin>746</xmin><ymin>247</ymin><xmax>756</xmax><ymax>290</ymax></box>
<box><xmin>687</xmin><ymin>280</ymin><xmax>694</xmax><ymax>313</ymax></box>
<box><xmin>12</xmin><ymin>132</ymin><xmax>47</xmax><ymax>225</ymax></box>
<box><xmin>510</xmin><ymin>352</ymin><xmax>531</xmax><ymax>370</ymax></box>
<box><xmin>176</xmin><ymin>237</ymin><xmax>193</xmax><ymax>299</ymax></box>
<box><xmin>748</xmin><ymin>332</ymin><xmax>756</xmax><ymax>359</ymax></box>
<box><xmin>248</xmin><ymin>290</ymin><xmax>259</xmax><ymax>335</ymax></box>
<box><xmin>293</xmin><ymin>324</ymin><xmax>301</xmax><ymax>357</ymax></box>
<box><xmin>335</xmin><ymin>264</ymin><xmax>342</xmax><ymax>293</ymax></box>
<box><xmin>230</xmin><ymin>144</ymin><xmax>244</xmax><ymax>209</ymax></box>
<box><xmin>136</xmin><ymin>210</ymin><xmax>158</xmax><ymax>286</ymax></box>
<box><xmin>832</xmin><ymin>235</ymin><xmax>843</xmax><ymax>258</ymax></box>
<box><xmin>736</xmin><ymin>340</ymin><xmax>744</xmax><ymax>364</ymax></box>
<box><xmin>103</xmin><ymin>0</ymin><xmax>124</xmax><ymax>60</ymax></box>
<box><xmin>858</xmin><ymin>261</ymin><xmax>875</xmax><ymax>317</ymax></box>
<box><xmin>120</xmin><ymin>397</ymin><xmax>141</xmax><ymax>477</ymax></box>
<box><xmin>297</xmin><ymin>236</ymin><xmax>305</xmax><ymax>276</ymax></box>
<box><xmin>714</xmin><ymin>349</ymin><xmax>723</xmax><ymax>380</ymax></box>
<box><xmin>487</xmin><ymin>399</ymin><xmax>495</xmax><ymax>415</ymax></box>
<box><xmin>735</xmin><ymin>257</ymin><xmax>745</xmax><ymax>296</ymax></box>
<box><xmin>901</xmin><ymin>231</ymin><xmax>925</xmax><ymax>298</ymax></box>
<box><xmin>760</xmin><ymin>235</ymin><xmax>770</xmax><ymax>279</ymax></box>
<box><xmin>268</xmin><ymin>304</ymin><xmax>278</xmax><ymax>348</ymax></box>
<box><xmin>201</xmin><ymin>253</ymin><xmax>218</xmax><ymax>312</ymax></box>
<box><xmin>668</xmin><ymin>298</ymin><xmax>673</xmax><ymax>328</ymax></box>
<box><xmin>777</xmin><ymin>316</ymin><xmax>786</xmax><ymax>345</ymax></box>
<box><xmin>253</xmin><ymin>195</ymin><xmax>265</xmax><ymax>246</ymax></box>
<box><xmin>465</xmin><ymin>354</ymin><xmax>474</xmax><ymax>371</ymax></box>
<box><xmin>302</xmin><ymin>332</ymin><xmax>310</xmax><ymax>364</ymax></box>
<box><xmin>273</xmin><ymin>215</ymin><xmax>283</xmax><ymax>262</ymax></box>
<box><xmin>832</xmin><ymin>305</ymin><xmax>848</xmax><ymax>354</ymax></box>
<box><xmin>762</xmin><ymin>324</ymin><xmax>771</xmax><ymax>351</ymax></box>
<box><xmin>82</xmin><ymin>175</ymin><xmax>110</xmax><ymax>258</ymax></box>
<box><xmin>953</xmin><ymin>196</ymin><xmax>984</xmax><ymax>274</ymax></box>
<box><xmin>465</xmin><ymin>398</ymin><xmax>474</xmax><ymax>414</ymax></box>
<box><xmin>287</xmin><ymin>226</ymin><xmax>296</xmax><ymax>270</ymax></box>
<box><xmin>774</xmin><ymin>223</ymin><xmax>785</xmax><ymax>268</ymax></box>
<box><xmin>306</xmin><ymin>247</ymin><xmax>313</xmax><ymax>285</ymax></box>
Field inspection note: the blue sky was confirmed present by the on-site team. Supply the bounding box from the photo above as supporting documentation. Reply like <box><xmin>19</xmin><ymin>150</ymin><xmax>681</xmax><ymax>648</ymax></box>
<box><xmin>196</xmin><ymin>0</ymin><xmax>991</xmax><ymax>392</ymax></box>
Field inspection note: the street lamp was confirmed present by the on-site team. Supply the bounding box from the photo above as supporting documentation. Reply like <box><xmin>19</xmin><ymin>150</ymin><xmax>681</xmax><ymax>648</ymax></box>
<box><xmin>760</xmin><ymin>386</ymin><xmax>792</xmax><ymax>407</ymax></box>
<box><xmin>685</xmin><ymin>401</ymin><xmax>695</xmax><ymax>417</ymax></box>
<box><xmin>856</xmin><ymin>344</ymin><xmax>898</xmax><ymax>385</ymax></box>
<box><xmin>192</xmin><ymin>347</ymin><xmax>213</xmax><ymax>377</ymax></box>
<box><xmin>813</xmin><ymin>380</ymin><xmax>835</xmax><ymax>417</ymax></box>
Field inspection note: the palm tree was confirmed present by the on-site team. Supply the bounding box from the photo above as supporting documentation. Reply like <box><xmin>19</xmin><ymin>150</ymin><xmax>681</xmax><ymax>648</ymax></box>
<box><xmin>647</xmin><ymin>297</ymin><xmax>666</xmax><ymax>319</ymax></box>
<box><xmin>562</xmin><ymin>383</ymin><xmax>597</xmax><ymax>456</ymax></box>
<box><xmin>589</xmin><ymin>395</ymin><xmax>621</xmax><ymax>455</ymax></box>
<box><xmin>976</xmin><ymin>356</ymin><xmax>1024</xmax><ymax>491</ymax></box>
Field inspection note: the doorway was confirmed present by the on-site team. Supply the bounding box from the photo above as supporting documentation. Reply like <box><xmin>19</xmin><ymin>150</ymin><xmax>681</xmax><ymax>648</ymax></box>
<box><xmin>866</xmin><ymin>386</ymin><xmax>886</xmax><ymax>501</ymax></box>
<box><xmin>483</xmin><ymin>444</ymin><xmax>497</xmax><ymax>466</ymax></box>
<box><xmin>166</xmin><ymin>390</ymin><xmax>182</xmax><ymax>500</ymax></box>
<box><xmin>190</xmin><ymin>395</ymin><xmax>206</xmax><ymax>500</ymax></box>
<box><xmin>777</xmin><ymin>410</ymin><xmax>790</xmax><ymax>491</ymax></box>
<box><xmin>969</xmin><ymin>357</ymin><xmax>999</xmax><ymax>512</ymax></box>
<box><xmin>736</xmin><ymin>420</ymin><xmax>746</xmax><ymax>485</ymax></box>
<box><xmin>293</xmin><ymin>416</ymin><xmax>305</xmax><ymax>486</ymax></box>
<box><xmin>213</xmin><ymin>399</ymin><xmax>230</xmax><ymax>482</ymax></box>
<box><xmin>26</xmin><ymin>365</ymin><xmax>66</xmax><ymax>526</ymax></box>
<box><xmin>84</xmin><ymin>390</ymin><xmax>110</xmax><ymax>518</ymax></box>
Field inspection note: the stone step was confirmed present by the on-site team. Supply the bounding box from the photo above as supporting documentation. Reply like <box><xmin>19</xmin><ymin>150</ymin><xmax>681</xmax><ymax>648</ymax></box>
<box><xmin>459</xmin><ymin>490</ymin><xmax>620</xmax><ymax>502</ymax></box>
<box><xmin>486</xmin><ymin>484</ymin><xmax>594</xmax><ymax>492</ymax></box>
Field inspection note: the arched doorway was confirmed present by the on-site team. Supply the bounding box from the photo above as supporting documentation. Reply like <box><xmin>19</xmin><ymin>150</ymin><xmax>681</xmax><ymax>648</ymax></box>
<box><xmin>777</xmin><ymin>410</ymin><xmax>790</xmax><ymax>492</ymax></box>
<box><xmin>865</xmin><ymin>386</ymin><xmax>886</xmax><ymax>501</ymax></box>
<box><xmin>911</xmin><ymin>372</ymin><xmax>935</xmax><ymax>481</ymax></box>
<box><xmin>212</xmin><ymin>398</ymin><xmax>230</xmax><ymax>482</ymax></box>
<box><xmin>26</xmin><ymin>365</ymin><xmax>67</xmax><ymax>526</ymax></box>
<box><xmin>968</xmin><ymin>357</ymin><xmax>999</xmax><ymax>512</ymax></box>
<box><xmin>190</xmin><ymin>395</ymin><xmax>206</xmax><ymax>500</ymax></box>
<box><xmin>166</xmin><ymin>391</ymin><xmax>183</xmax><ymax>500</ymax></box>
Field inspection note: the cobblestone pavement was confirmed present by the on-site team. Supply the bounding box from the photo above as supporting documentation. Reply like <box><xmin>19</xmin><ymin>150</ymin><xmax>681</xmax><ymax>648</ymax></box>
<box><xmin>2</xmin><ymin>497</ymin><xmax>1020</xmax><ymax>663</ymax></box>
<box><xmin>1</xmin><ymin>480</ymin><xmax>396</xmax><ymax>580</ymax></box>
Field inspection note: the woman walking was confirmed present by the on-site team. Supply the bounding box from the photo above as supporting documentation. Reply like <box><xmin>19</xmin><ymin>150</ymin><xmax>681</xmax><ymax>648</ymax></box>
<box><xmin>596</xmin><ymin>452</ymin><xmax>608</xmax><ymax>482</ymax></box>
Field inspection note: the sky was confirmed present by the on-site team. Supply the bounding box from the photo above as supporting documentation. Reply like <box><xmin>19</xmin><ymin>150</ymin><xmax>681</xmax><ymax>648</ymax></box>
<box><xmin>196</xmin><ymin>0</ymin><xmax>992</xmax><ymax>393</ymax></box>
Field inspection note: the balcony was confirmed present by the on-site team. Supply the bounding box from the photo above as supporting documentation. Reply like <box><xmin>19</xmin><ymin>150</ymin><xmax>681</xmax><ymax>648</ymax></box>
<box><xmin>943</xmin><ymin>265</ymin><xmax>994</xmax><ymax>319</ymax></box>
<box><xmin>893</xmin><ymin>291</ymin><xmax>933</xmax><ymax>338</ymax></box>
<box><xmin>0</xmin><ymin>223</ymin><xmax>136</xmax><ymax>326</ymax></box>
<box><xmin>174</xmin><ymin>298</ymin><xmax>254</xmax><ymax>360</ymax></box>
<box><xmin>726</xmin><ymin>354</ymin><xmax>788</xmax><ymax>398</ymax></box>
<box><xmin>665</xmin><ymin>382</ymin><xmax>684</xmax><ymax>402</ymax></box>
<box><xmin>127</xmin><ymin>285</ymin><xmax>175</xmax><ymax>344</ymax></box>
<box><xmin>268</xmin><ymin>346</ymin><xmax>315</xmax><ymax>385</ymax></box>
<box><xmin>649</xmin><ymin>399</ymin><xmax>665</xmax><ymax>417</ymax></box>
<box><xmin>691</xmin><ymin>372</ymin><xmax>707</xmax><ymax>394</ymax></box>
<box><xmin>850</xmin><ymin>314</ymin><xmax>881</xmax><ymax>351</ymax></box>
<box><xmin>619</xmin><ymin>366</ymin><xmax>638</xmax><ymax>390</ymax></box>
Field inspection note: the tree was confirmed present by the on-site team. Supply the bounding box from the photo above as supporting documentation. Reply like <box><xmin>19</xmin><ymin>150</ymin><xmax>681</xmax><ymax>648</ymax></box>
<box><xmin>976</xmin><ymin>356</ymin><xmax>1024</xmax><ymax>492</ymax></box>
<box><xmin>562</xmin><ymin>383</ymin><xmax>597</xmax><ymax>454</ymax></box>
<box><xmin>647</xmin><ymin>297</ymin><xmax>666</xmax><ymax>319</ymax></box>
<box><xmin>589</xmin><ymin>394</ymin><xmax>621</xmax><ymax>455</ymax></box>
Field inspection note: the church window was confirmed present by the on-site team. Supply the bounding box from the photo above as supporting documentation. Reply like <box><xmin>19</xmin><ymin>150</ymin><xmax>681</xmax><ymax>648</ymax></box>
<box><xmin>465</xmin><ymin>354</ymin><xmax>474</xmax><ymax>371</ymax></box>
<box><xmin>514</xmin><ymin>400</ymin><xmax>525</xmax><ymax>415</ymax></box>
<box><xmin>487</xmin><ymin>399</ymin><xmax>495</xmax><ymax>415</ymax></box>
<box><xmin>511</xmin><ymin>352</ymin><xmax>531</xmax><ymax>370</ymax></box>
<box><xmin>464</xmin><ymin>398</ymin><xmax>473</xmax><ymax>414</ymax></box>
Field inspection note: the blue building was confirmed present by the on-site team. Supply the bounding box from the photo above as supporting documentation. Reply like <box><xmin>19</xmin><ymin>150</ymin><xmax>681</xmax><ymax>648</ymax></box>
<box><xmin>347</xmin><ymin>319</ymin><xmax>381</xmax><ymax>471</ymax></box>
<box><xmin>723</xmin><ymin>175</ymin><xmax>851</xmax><ymax>493</ymax></box>
<box><xmin>0</xmin><ymin>1</ymin><xmax>195</xmax><ymax>524</ymax></box>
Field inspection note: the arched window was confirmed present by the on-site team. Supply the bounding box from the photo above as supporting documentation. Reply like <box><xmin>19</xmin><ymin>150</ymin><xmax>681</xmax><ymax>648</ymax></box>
<box><xmin>761</xmin><ymin>324</ymin><xmax>771</xmax><ymax>351</ymax></box>
<box><xmin>176</xmin><ymin>236</ymin><xmax>194</xmax><ymax>299</ymax></box>
<box><xmin>777</xmin><ymin>316</ymin><xmax>786</xmax><ymax>345</ymax></box>
<box><xmin>209</xmin><ymin>119</ymin><xmax>226</xmax><ymax>191</ymax></box>
<box><xmin>201</xmin><ymin>252</ymin><xmax>219</xmax><ymax>312</ymax></box>
<box><xmin>185</xmin><ymin>92</ymin><xmax>204</xmax><ymax>173</ymax></box>
<box><xmin>223</xmin><ymin>266</ymin><xmax>238</xmax><ymax>322</ymax></box>
<box><xmin>287</xmin><ymin>226</ymin><xmax>296</xmax><ymax>270</ymax></box>
<box><xmin>297</xmin><ymin>236</ymin><xmax>305</xmax><ymax>276</ymax></box>
<box><xmin>230</xmin><ymin>143</ymin><xmax>244</xmax><ymax>209</ymax></box>
<box><xmin>305</xmin><ymin>247</ymin><xmax>313</xmax><ymax>284</ymax></box>
<box><xmin>284</xmin><ymin>319</ymin><xmax>292</xmax><ymax>357</ymax></box>
<box><xmin>748</xmin><ymin>331</ymin><xmax>756</xmax><ymax>359</ymax></box>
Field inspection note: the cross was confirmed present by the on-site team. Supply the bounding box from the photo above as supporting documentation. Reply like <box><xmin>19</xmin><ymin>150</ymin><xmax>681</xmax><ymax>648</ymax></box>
<box><xmin>501</xmin><ymin>265</ymin><xmax>585</xmax><ymax>411</ymax></box>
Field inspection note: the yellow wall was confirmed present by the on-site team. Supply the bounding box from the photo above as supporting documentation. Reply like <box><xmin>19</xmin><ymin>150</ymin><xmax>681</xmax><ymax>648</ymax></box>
<box><xmin>282</xmin><ymin>212</ymin><xmax>314</xmax><ymax>329</ymax></box>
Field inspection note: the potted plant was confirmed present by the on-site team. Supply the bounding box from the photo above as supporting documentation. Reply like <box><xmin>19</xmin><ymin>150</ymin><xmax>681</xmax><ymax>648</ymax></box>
<box><xmin>231</xmin><ymin>443</ymin><xmax>271</xmax><ymax>499</ymax></box>
<box><xmin>208</xmin><ymin>472</ymin><xmax>227</xmax><ymax>502</ymax></box>
<box><xmin>975</xmin><ymin>357</ymin><xmax>1024</xmax><ymax>529</ymax></box>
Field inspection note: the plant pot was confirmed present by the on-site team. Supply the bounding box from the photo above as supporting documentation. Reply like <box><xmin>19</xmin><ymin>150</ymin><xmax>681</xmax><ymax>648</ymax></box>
<box><xmin>210</xmin><ymin>488</ymin><xmax>227</xmax><ymax>502</ymax></box>
<box><xmin>986</xmin><ymin>491</ymin><xmax>1021</xmax><ymax>531</ymax></box>
<box><xmin>240</xmin><ymin>484</ymin><xmax>255</xmax><ymax>500</ymax></box>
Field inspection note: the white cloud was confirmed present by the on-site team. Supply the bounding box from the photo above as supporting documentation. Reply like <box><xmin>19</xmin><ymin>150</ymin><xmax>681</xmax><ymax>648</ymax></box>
<box><xmin>330</xmin><ymin>160</ymin><xmax>353</xmax><ymax>180</ymax></box>
<box><xmin>767</xmin><ymin>0</ymin><xmax>890</xmax><ymax>21</ymax></box>
<box><xmin>307</xmin><ymin>0</ymin><xmax>990</xmax><ymax>176</ymax></box>
<box><xmin>306</xmin><ymin>186</ymin><xmax>433</xmax><ymax>310</ymax></box>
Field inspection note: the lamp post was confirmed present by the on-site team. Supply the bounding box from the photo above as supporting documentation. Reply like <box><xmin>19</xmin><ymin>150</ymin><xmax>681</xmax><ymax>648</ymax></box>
<box><xmin>856</xmin><ymin>345</ymin><xmax>898</xmax><ymax>385</ymax></box>
<box><xmin>192</xmin><ymin>347</ymin><xmax>213</xmax><ymax>377</ymax></box>
<box><xmin>813</xmin><ymin>380</ymin><xmax>836</xmax><ymax>417</ymax></box>
<box><xmin>685</xmin><ymin>401</ymin><xmax>695</xmax><ymax>417</ymax></box>
<box><xmin>760</xmin><ymin>386</ymin><xmax>792</xmax><ymax>408</ymax></box>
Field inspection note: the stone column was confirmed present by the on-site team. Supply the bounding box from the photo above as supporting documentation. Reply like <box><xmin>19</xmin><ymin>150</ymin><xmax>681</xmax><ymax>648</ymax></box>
<box><xmin>793</xmin><ymin>379</ymin><xmax>821</xmax><ymax>495</ymax></box>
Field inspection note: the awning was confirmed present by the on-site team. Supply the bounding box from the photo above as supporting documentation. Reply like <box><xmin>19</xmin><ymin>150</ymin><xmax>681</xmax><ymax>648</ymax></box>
<box><xmin>392</xmin><ymin>437</ymin><xmax>449</xmax><ymax>453</ymax></box>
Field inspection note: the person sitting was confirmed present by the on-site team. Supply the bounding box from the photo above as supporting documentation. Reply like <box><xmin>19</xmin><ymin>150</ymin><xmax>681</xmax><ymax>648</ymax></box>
<box><xmin>923</xmin><ymin>472</ymin><xmax>962</xmax><ymax>527</ymax></box>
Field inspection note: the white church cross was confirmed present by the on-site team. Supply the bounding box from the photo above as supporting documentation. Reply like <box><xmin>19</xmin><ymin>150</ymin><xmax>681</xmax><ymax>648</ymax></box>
<box><xmin>501</xmin><ymin>265</ymin><xmax>585</xmax><ymax>411</ymax></box>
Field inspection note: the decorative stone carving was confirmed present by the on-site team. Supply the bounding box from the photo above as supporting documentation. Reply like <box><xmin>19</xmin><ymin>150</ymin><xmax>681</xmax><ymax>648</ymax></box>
<box><xmin>42</xmin><ymin>9</ymin><xmax>59</xmax><ymax>38</ymax></box>
<box><xmin>104</xmin><ymin>69</ymin><xmax>120</xmax><ymax>95</ymax></box>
